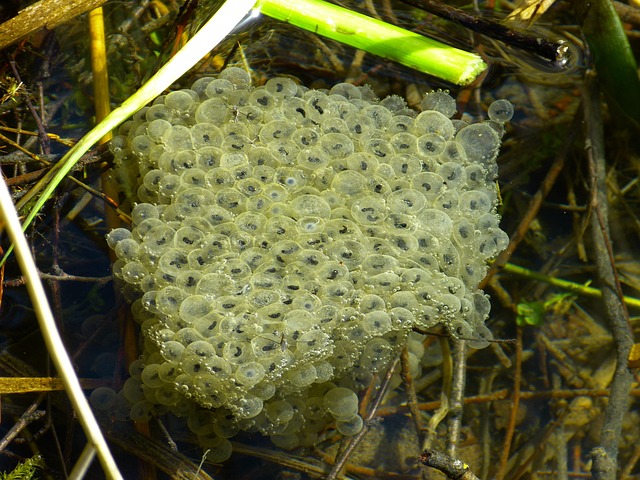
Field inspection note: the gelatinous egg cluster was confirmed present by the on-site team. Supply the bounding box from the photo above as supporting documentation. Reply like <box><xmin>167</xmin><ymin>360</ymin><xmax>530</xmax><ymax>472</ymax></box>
<box><xmin>105</xmin><ymin>67</ymin><xmax>511</xmax><ymax>457</ymax></box>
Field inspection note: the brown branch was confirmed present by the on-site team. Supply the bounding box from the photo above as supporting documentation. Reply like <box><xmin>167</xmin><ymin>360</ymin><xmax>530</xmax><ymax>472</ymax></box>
<box><xmin>496</xmin><ymin>327</ymin><xmax>522</xmax><ymax>480</ymax></box>
<box><xmin>583</xmin><ymin>72</ymin><xmax>634</xmax><ymax>480</ymax></box>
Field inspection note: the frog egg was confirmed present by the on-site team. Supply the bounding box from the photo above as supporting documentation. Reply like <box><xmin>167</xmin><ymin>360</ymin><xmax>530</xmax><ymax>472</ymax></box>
<box><xmin>295</xmin><ymin>330</ymin><xmax>331</xmax><ymax>356</ymax></box>
<box><xmin>122</xmin><ymin>377</ymin><xmax>146</xmax><ymax>404</ymax></box>
<box><xmin>222</xmin><ymin>340</ymin><xmax>252</xmax><ymax>365</ymax></box>
<box><xmin>318</xmin><ymin>116</ymin><xmax>348</xmax><ymax>137</ymax></box>
<box><xmin>145</xmin><ymin>104</ymin><xmax>169</xmax><ymax>122</ymax></box>
<box><xmin>296</xmin><ymin>146</ymin><xmax>331</xmax><ymax>171</ymax></box>
<box><xmin>329</xmin><ymin>82</ymin><xmax>362</xmax><ymax>100</ymax></box>
<box><xmin>235</xmin><ymin>361</ymin><xmax>267</xmax><ymax>387</ymax></box>
<box><xmin>387</xmin><ymin>132</ymin><xmax>416</xmax><ymax>155</ymax></box>
<box><xmin>386</xmin><ymin>114</ymin><xmax>415</xmax><ymax>134</ymax></box>
<box><xmin>140</xmin><ymin>363</ymin><xmax>165</xmax><ymax>389</ymax></box>
<box><xmin>204</xmin><ymin>78</ymin><xmax>234</xmax><ymax>99</ymax></box>
<box><xmin>265</xmin><ymin>76</ymin><xmax>298</xmax><ymax>99</ymax></box>
<box><xmin>459</xmin><ymin>190</ymin><xmax>492</xmax><ymax>217</ymax></box>
<box><xmin>492</xmin><ymin>228</ymin><xmax>510</xmax><ymax>251</ymax></box>
<box><xmin>121</xmin><ymin>261</ymin><xmax>148</xmax><ymax>285</ymax></box>
<box><xmin>473</xmin><ymin>234</ymin><xmax>499</xmax><ymax>259</ymax></box>
<box><xmin>247</xmin><ymin>87</ymin><xmax>275</xmax><ymax>109</ymax></box>
<box><xmin>416</xmin><ymin>208</ymin><xmax>453</xmax><ymax>238</ymax></box>
<box><xmin>195</xmin><ymin>98</ymin><xmax>230</xmax><ymax>124</ymax></box>
<box><xmin>165</xmin><ymin>90</ymin><xmax>195</xmax><ymax>114</ymax></box>
<box><xmin>465</xmin><ymin>163</ymin><xmax>488</xmax><ymax>189</ymax></box>
<box><xmin>323</xmin><ymin>387</ymin><xmax>359</xmax><ymax>421</ymax></box>
<box><xmin>437</xmin><ymin>162</ymin><xmax>467</xmax><ymax>190</ymax></box>
<box><xmin>290</xmin><ymin>127</ymin><xmax>320</xmax><ymax>149</ymax></box>
<box><xmin>185</xmin><ymin>410</ymin><xmax>215</xmax><ymax>436</ymax></box>
<box><xmin>473</xmin><ymin>213</ymin><xmax>499</xmax><ymax>235</ymax></box>
<box><xmin>131</xmin><ymin>204</ymin><xmax>159</xmax><ymax>227</ymax></box>
<box><xmin>283</xmin><ymin>308</ymin><xmax>314</xmax><ymax>336</ymax></box>
<box><xmin>320</xmin><ymin>132</ymin><xmax>355</xmax><ymax>158</ymax></box>
<box><xmin>449</xmin><ymin>319</ymin><xmax>474</xmax><ymax>340</ymax></box>
<box><xmin>112</xmin><ymin>237</ymin><xmax>139</xmax><ymax>261</ymax></box>
<box><xmin>362</xmin><ymin>310</ymin><xmax>392</xmax><ymax>336</ymax></box>
<box><xmin>436</xmin><ymin>239</ymin><xmax>460</xmax><ymax>274</ymax></box>
<box><xmin>455</xmin><ymin>123</ymin><xmax>501</xmax><ymax>163</ymax></box>
<box><xmin>465</xmin><ymin>322</ymin><xmax>493</xmax><ymax>349</ymax></box>
<box><xmin>106</xmin><ymin>227</ymin><xmax>132</xmax><ymax>249</ymax></box>
<box><xmin>129</xmin><ymin>135</ymin><xmax>154</xmax><ymax>159</ymax></box>
<box><xmin>205</xmin><ymin>167</ymin><xmax>234</xmax><ymax>188</ymax></box>
<box><xmin>438</xmin><ymin>140</ymin><xmax>467</xmax><ymax>164</ymax></box>
<box><xmin>360</xmin><ymin>104</ymin><xmax>393</xmax><ymax>130</ymax></box>
<box><xmin>161</xmin><ymin>125</ymin><xmax>193</xmax><ymax>152</ymax></box>
<box><xmin>336</xmin><ymin>414</ymin><xmax>364</xmax><ymax>436</ymax></box>
<box><xmin>420</xmin><ymin>91</ymin><xmax>457</xmax><ymax>118</ymax></box>
<box><xmin>130</xmin><ymin>400</ymin><xmax>153</xmax><ymax>422</ymax></box>
<box><xmin>304</xmin><ymin>90</ymin><xmax>334</xmax><ymax>117</ymax></box>
<box><xmin>286</xmin><ymin>363</ymin><xmax>317</xmax><ymax>387</ymax></box>
<box><xmin>274</xmin><ymin>167</ymin><xmax>306</xmax><ymax>191</ymax></box>
<box><xmin>218</xmin><ymin>66</ymin><xmax>251</xmax><ymax>88</ymax></box>
<box><xmin>290</xmin><ymin>194</ymin><xmax>332</xmax><ymax>218</ymax></box>
<box><xmin>230</xmin><ymin>394</ymin><xmax>263</xmax><ymax>419</ymax></box>
<box><xmin>176</xmin><ymin>295</ymin><xmax>211</xmax><ymax>323</ymax></box>
<box><xmin>196</xmin><ymin>146</ymin><xmax>224</xmax><ymax>170</ymax></box>
<box><xmin>271</xmin><ymin>434</ymin><xmax>300</xmax><ymax>450</ymax></box>
<box><xmin>190</xmin><ymin>77</ymin><xmax>214</xmax><ymax>97</ymax></box>
<box><xmin>417</xmin><ymin>133</ymin><xmax>447</xmax><ymax>157</ymax></box>
<box><xmin>155</xmin><ymin>286</ymin><xmax>185</xmax><ymax>316</ymax></box>
<box><xmin>453</xmin><ymin>218</ymin><xmax>475</xmax><ymax>245</ymax></box>
<box><xmin>190</xmin><ymin>123</ymin><xmax>224</xmax><ymax>149</ymax></box>
<box><xmin>380</xmin><ymin>94</ymin><xmax>408</xmax><ymax>113</ymax></box>
<box><xmin>363</xmin><ymin>137</ymin><xmax>395</xmax><ymax>160</ymax></box>
<box><xmin>258</xmin><ymin>119</ymin><xmax>296</xmax><ymax>144</ymax></box>
<box><xmin>140</xmin><ymin>170</ymin><xmax>166</xmax><ymax>191</ymax></box>
<box><xmin>156</xmin><ymin>174</ymin><xmax>180</xmax><ymax>199</ymax></box>
<box><xmin>350</xmin><ymin>195</ymin><xmax>388</xmax><ymax>225</ymax></box>
<box><xmin>414</xmin><ymin>110</ymin><xmax>455</xmax><ymax>139</ymax></box>
<box><xmin>387</xmin><ymin>188</ymin><xmax>427</xmax><ymax>215</ymax></box>
<box><xmin>328</xmin><ymin>170</ymin><xmax>366</xmax><ymax>198</ymax></box>
<box><xmin>180</xmin><ymin>168</ymin><xmax>207</xmax><ymax>188</ymax></box>
<box><xmin>174</xmin><ymin>187</ymin><xmax>216</xmax><ymax>217</ymax></box>
<box><xmin>488</xmin><ymin>99</ymin><xmax>514</xmax><ymax>123</ymax></box>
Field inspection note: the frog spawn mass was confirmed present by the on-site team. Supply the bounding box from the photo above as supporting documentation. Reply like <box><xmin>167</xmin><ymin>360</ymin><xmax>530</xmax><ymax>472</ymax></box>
<box><xmin>105</xmin><ymin>67</ymin><xmax>511</xmax><ymax>458</ymax></box>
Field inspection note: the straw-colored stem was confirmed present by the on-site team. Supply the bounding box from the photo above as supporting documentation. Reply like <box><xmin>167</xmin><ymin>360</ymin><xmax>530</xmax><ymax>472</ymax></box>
<box><xmin>0</xmin><ymin>177</ymin><xmax>123</xmax><ymax>478</ymax></box>
<box><xmin>256</xmin><ymin>0</ymin><xmax>486</xmax><ymax>85</ymax></box>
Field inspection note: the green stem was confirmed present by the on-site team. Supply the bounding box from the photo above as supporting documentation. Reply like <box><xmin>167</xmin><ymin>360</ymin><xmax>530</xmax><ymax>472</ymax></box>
<box><xmin>256</xmin><ymin>0</ymin><xmax>486</xmax><ymax>85</ymax></box>
<box><xmin>502</xmin><ymin>262</ymin><xmax>640</xmax><ymax>310</ymax></box>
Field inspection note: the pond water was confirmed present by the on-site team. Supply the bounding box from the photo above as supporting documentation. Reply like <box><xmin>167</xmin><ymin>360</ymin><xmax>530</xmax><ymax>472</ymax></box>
<box><xmin>0</xmin><ymin>0</ymin><xmax>639</xmax><ymax>479</ymax></box>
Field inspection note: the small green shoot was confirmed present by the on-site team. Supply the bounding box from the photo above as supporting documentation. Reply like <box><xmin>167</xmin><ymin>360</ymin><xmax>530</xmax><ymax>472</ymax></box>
<box><xmin>0</xmin><ymin>455</ymin><xmax>44</xmax><ymax>480</ymax></box>
<box><xmin>516</xmin><ymin>292</ymin><xmax>577</xmax><ymax>327</ymax></box>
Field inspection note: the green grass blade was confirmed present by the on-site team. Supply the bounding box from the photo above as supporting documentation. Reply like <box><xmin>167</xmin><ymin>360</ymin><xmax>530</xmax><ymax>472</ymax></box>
<box><xmin>256</xmin><ymin>0</ymin><xmax>486</xmax><ymax>85</ymax></box>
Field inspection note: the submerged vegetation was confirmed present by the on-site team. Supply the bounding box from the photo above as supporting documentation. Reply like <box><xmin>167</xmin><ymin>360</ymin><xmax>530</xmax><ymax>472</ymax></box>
<box><xmin>0</xmin><ymin>0</ymin><xmax>639</xmax><ymax>478</ymax></box>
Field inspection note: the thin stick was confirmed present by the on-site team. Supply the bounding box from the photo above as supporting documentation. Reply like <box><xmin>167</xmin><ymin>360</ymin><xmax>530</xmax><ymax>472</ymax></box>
<box><xmin>446</xmin><ymin>339</ymin><xmax>466</xmax><ymax>458</ymax></box>
<box><xmin>399</xmin><ymin>0</ymin><xmax>571</xmax><ymax>69</ymax></box>
<box><xmin>495</xmin><ymin>327</ymin><xmax>522</xmax><ymax>480</ymax></box>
